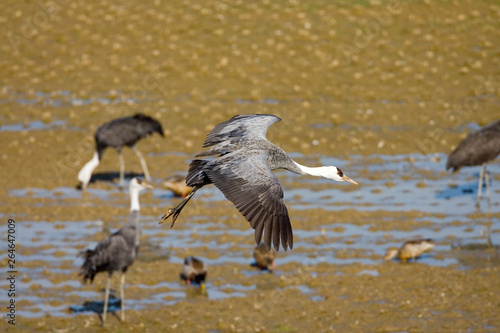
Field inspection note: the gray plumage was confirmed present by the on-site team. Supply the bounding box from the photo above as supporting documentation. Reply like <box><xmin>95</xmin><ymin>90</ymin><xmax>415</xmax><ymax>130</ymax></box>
<box><xmin>79</xmin><ymin>210</ymin><xmax>140</xmax><ymax>283</ymax></box>
<box><xmin>446</xmin><ymin>120</ymin><xmax>500</xmax><ymax>205</ymax></box>
<box><xmin>78</xmin><ymin>113</ymin><xmax>164</xmax><ymax>189</ymax></box>
<box><xmin>79</xmin><ymin>178</ymin><xmax>151</xmax><ymax>324</ymax></box>
<box><xmin>160</xmin><ymin>114</ymin><xmax>357</xmax><ymax>252</ymax></box>
<box><xmin>446</xmin><ymin>120</ymin><xmax>500</xmax><ymax>171</ymax></box>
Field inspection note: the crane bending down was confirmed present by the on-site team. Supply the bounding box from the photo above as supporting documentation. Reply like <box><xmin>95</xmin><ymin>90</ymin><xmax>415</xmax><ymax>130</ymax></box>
<box><xmin>159</xmin><ymin>114</ymin><xmax>357</xmax><ymax>251</ymax></box>
<box><xmin>79</xmin><ymin>178</ymin><xmax>152</xmax><ymax>324</ymax></box>
<box><xmin>446</xmin><ymin>119</ymin><xmax>500</xmax><ymax>206</ymax></box>
<box><xmin>77</xmin><ymin>113</ymin><xmax>164</xmax><ymax>189</ymax></box>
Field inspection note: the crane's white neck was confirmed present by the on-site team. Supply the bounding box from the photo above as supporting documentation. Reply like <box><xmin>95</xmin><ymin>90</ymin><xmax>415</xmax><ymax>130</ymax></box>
<box><xmin>292</xmin><ymin>161</ymin><xmax>343</xmax><ymax>181</ymax></box>
<box><xmin>77</xmin><ymin>151</ymin><xmax>100</xmax><ymax>186</ymax></box>
<box><xmin>130</xmin><ymin>188</ymin><xmax>141</xmax><ymax>212</ymax></box>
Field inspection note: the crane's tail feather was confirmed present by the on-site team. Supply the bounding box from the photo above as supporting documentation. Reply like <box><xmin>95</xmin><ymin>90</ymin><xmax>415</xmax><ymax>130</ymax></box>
<box><xmin>78</xmin><ymin>249</ymin><xmax>98</xmax><ymax>284</ymax></box>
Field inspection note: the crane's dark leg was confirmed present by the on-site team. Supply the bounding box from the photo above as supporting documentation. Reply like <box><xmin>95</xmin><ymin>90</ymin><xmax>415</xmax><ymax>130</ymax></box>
<box><xmin>120</xmin><ymin>272</ymin><xmax>125</xmax><ymax>322</ymax></box>
<box><xmin>118</xmin><ymin>151</ymin><xmax>125</xmax><ymax>189</ymax></box>
<box><xmin>159</xmin><ymin>185</ymin><xmax>201</xmax><ymax>228</ymax></box>
<box><xmin>131</xmin><ymin>146</ymin><xmax>151</xmax><ymax>181</ymax></box>
<box><xmin>102</xmin><ymin>274</ymin><xmax>111</xmax><ymax>325</ymax></box>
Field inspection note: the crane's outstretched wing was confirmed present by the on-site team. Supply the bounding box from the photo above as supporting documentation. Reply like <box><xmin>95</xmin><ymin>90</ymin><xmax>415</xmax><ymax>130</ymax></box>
<box><xmin>206</xmin><ymin>150</ymin><xmax>293</xmax><ymax>251</ymax></box>
<box><xmin>197</xmin><ymin>114</ymin><xmax>281</xmax><ymax>157</ymax></box>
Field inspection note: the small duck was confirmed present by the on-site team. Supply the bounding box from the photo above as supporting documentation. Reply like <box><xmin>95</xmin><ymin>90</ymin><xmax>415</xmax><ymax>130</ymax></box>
<box><xmin>163</xmin><ymin>175</ymin><xmax>193</xmax><ymax>198</ymax></box>
<box><xmin>252</xmin><ymin>243</ymin><xmax>276</xmax><ymax>272</ymax></box>
<box><xmin>180</xmin><ymin>256</ymin><xmax>207</xmax><ymax>291</ymax></box>
<box><xmin>384</xmin><ymin>239</ymin><xmax>435</xmax><ymax>262</ymax></box>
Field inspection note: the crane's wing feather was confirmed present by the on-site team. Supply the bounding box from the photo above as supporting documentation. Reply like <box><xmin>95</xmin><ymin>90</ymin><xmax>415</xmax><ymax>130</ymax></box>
<box><xmin>79</xmin><ymin>231</ymin><xmax>130</xmax><ymax>282</ymax></box>
<box><xmin>206</xmin><ymin>151</ymin><xmax>293</xmax><ymax>251</ymax></box>
<box><xmin>197</xmin><ymin>114</ymin><xmax>281</xmax><ymax>157</ymax></box>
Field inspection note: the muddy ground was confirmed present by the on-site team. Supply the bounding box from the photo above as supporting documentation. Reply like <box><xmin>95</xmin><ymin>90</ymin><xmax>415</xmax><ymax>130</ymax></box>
<box><xmin>1</xmin><ymin>0</ymin><xmax>500</xmax><ymax>332</ymax></box>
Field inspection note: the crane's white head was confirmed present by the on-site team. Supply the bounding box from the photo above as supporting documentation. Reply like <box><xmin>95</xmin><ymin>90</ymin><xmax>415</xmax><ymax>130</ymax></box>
<box><xmin>129</xmin><ymin>177</ymin><xmax>154</xmax><ymax>192</ymax></box>
<box><xmin>294</xmin><ymin>162</ymin><xmax>358</xmax><ymax>185</ymax></box>
<box><xmin>129</xmin><ymin>177</ymin><xmax>153</xmax><ymax>212</ymax></box>
<box><xmin>322</xmin><ymin>166</ymin><xmax>358</xmax><ymax>184</ymax></box>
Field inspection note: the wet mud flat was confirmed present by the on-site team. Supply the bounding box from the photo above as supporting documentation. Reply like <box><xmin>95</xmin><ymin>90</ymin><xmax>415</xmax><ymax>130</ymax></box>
<box><xmin>2</xmin><ymin>0</ymin><xmax>500</xmax><ymax>332</ymax></box>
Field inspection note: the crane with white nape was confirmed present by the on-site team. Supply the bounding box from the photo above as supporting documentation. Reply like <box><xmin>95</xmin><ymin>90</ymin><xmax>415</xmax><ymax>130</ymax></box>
<box><xmin>79</xmin><ymin>177</ymin><xmax>152</xmax><ymax>325</ymax></box>
<box><xmin>77</xmin><ymin>113</ymin><xmax>164</xmax><ymax>189</ymax></box>
<box><xmin>160</xmin><ymin>114</ymin><xmax>357</xmax><ymax>252</ymax></box>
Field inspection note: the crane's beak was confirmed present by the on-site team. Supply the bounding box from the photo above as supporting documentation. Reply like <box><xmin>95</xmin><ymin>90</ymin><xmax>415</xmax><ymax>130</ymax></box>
<box><xmin>137</xmin><ymin>178</ymin><xmax>154</xmax><ymax>189</ymax></box>
<box><xmin>342</xmin><ymin>175</ymin><xmax>358</xmax><ymax>185</ymax></box>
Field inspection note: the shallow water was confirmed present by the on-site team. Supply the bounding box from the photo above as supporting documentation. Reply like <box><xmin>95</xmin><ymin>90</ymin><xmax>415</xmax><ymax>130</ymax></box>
<box><xmin>3</xmin><ymin>151</ymin><xmax>499</xmax><ymax>319</ymax></box>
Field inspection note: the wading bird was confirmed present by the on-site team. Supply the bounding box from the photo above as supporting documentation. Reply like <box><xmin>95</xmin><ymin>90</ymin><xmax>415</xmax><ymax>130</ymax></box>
<box><xmin>77</xmin><ymin>113</ymin><xmax>164</xmax><ymax>189</ymax></box>
<box><xmin>384</xmin><ymin>239</ymin><xmax>435</xmax><ymax>262</ymax></box>
<box><xmin>252</xmin><ymin>243</ymin><xmax>276</xmax><ymax>272</ymax></box>
<box><xmin>79</xmin><ymin>178</ymin><xmax>152</xmax><ymax>324</ymax></box>
<box><xmin>160</xmin><ymin>114</ymin><xmax>357</xmax><ymax>251</ymax></box>
<box><xmin>163</xmin><ymin>174</ymin><xmax>193</xmax><ymax>198</ymax></box>
<box><xmin>180</xmin><ymin>256</ymin><xmax>207</xmax><ymax>291</ymax></box>
<box><xmin>446</xmin><ymin>119</ymin><xmax>500</xmax><ymax>206</ymax></box>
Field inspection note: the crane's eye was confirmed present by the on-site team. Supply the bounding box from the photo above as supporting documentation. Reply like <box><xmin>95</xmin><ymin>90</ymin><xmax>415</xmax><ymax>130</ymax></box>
<box><xmin>337</xmin><ymin>168</ymin><xmax>344</xmax><ymax>177</ymax></box>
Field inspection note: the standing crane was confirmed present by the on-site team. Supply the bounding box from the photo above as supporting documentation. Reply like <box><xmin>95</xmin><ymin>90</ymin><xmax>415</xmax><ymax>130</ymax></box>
<box><xmin>79</xmin><ymin>178</ymin><xmax>152</xmax><ymax>324</ymax></box>
<box><xmin>446</xmin><ymin>119</ymin><xmax>500</xmax><ymax>206</ymax></box>
<box><xmin>77</xmin><ymin>113</ymin><xmax>164</xmax><ymax>189</ymax></box>
<box><xmin>160</xmin><ymin>114</ymin><xmax>357</xmax><ymax>251</ymax></box>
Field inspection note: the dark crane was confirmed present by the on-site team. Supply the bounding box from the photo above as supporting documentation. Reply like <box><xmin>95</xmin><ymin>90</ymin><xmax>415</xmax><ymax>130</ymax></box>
<box><xmin>160</xmin><ymin>114</ymin><xmax>357</xmax><ymax>251</ymax></box>
<box><xmin>446</xmin><ymin>119</ymin><xmax>500</xmax><ymax>206</ymax></box>
<box><xmin>79</xmin><ymin>178</ymin><xmax>152</xmax><ymax>324</ymax></box>
<box><xmin>77</xmin><ymin>113</ymin><xmax>164</xmax><ymax>189</ymax></box>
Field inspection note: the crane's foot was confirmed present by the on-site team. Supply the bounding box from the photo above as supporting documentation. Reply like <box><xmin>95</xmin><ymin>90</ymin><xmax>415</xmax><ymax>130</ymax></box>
<box><xmin>159</xmin><ymin>208</ymin><xmax>179</xmax><ymax>228</ymax></box>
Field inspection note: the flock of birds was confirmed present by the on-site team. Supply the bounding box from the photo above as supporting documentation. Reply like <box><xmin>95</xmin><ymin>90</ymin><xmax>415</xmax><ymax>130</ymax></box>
<box><xmin>76</xmin><ymin>113</ymin><xmax>500</xmax><ymax>324</ymax></box>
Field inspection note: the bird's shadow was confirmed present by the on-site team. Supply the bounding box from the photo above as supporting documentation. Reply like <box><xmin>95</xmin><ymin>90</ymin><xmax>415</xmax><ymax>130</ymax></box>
<box><xmin>384</xmin><ymin>253</ymin><xmax>433</xmax><ymax>263</ymax></box>
<box><xmin>250</xmin><ymin>262</ymin><xmax>274</xmax><ymax>273</ymax></box>
<box><xmin>69</xmin><ymin>293</ymin><xmax>121</xmax><ymax>323</ymax></box>
<box><xmin>436</xmin><ymin>179</ymin><xmax>491</xmax><ymax>199</ymax></box>
<box><xmin>76</xmin><ymin>171</ymin><xmax>145</xmax><ymax>189</ymax></box>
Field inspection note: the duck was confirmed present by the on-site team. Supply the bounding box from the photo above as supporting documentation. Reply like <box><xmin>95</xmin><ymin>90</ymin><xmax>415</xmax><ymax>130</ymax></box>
<box><xmin>163</xmin><ymin>175</ymin><xmax>193</xmax><ymax>198</ymax></box>
<box><xmin>252</xmin><ymin>243</ymin><xmax>276</xmax><ymax>272</ymax></box>
<box><xmin>384</xmin><ymin>239</ymin><xmax>435</xmax><ymax>262</ymax></box>
<box><xmin>180</xmin><ymin>256</ymin><xmax>207</xmax><ymax>291</ymax></box>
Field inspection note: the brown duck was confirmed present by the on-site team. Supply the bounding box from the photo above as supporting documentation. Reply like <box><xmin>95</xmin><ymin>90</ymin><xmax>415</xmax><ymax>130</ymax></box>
<box><xmin>384</xmin><ymin>239</ymin><xmax>435</xmax><ymax>262</ymax></box>
<box><xmin>252</xmin><ymin>243</ymin><xmax>276</xmax><ymax>272</ymax></box>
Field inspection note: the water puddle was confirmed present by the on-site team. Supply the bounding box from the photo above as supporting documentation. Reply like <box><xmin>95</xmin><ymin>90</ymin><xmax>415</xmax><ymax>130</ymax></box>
<box><xmin>0</xmin><ymin>88</ymin><xmax>159</xmax><ymax>108</ymax></box>
<box><xmin>4</xmin><ymin>152</ymin><xmax>499</xmax><ymax>318</ymax></box>
<box><xmin>0</xmin><ymin>119</ymin><xmax>67</xmax><ymax>132</ymax></box>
